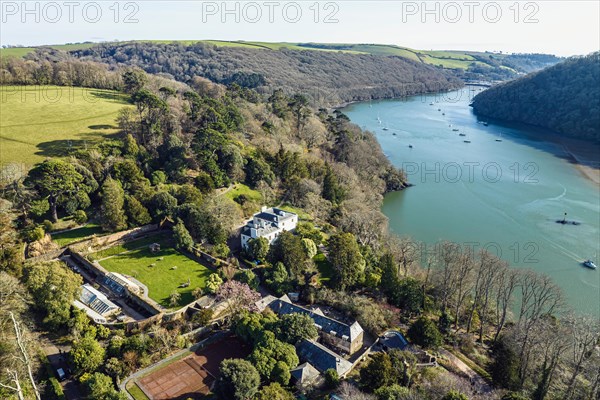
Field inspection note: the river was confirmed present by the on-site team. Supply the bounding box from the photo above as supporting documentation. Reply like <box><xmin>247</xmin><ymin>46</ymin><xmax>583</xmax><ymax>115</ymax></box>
<box><xmin>343</xmin><ymin>87</ymin><xmax>600</xmax><ymax>317</ymax></box>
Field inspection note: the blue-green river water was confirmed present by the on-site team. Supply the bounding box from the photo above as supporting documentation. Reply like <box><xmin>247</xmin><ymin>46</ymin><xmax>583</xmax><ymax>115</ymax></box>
<box><xmin>343</xmin><ymin>87</ymin><xmax>600</xmax><ymax>317</ymax></box>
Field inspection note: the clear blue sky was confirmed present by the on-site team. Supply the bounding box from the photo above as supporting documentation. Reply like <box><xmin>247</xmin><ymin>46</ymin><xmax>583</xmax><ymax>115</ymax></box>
<box><xmin>1</xmin><ymin>1</ymin><xmax>598</xmax><ymax>56</ymax></box>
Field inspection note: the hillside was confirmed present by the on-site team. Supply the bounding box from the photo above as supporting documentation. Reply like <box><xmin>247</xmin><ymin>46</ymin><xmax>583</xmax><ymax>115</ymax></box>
<box><xmin>38</xmin><ymin>42</ymin><xmax>462</xmax><ymax>106</ymax></box>
<box><xmin>2</xmin><ymin>40</ymin><xmax>560</xmax><ymax>73</ymax></box>
<box><xmin>2</xmin><ymin>41</ymin><xmax>560</xmax><ymax>105</ymax></box>
<box><xmin>472</xmin><ymin>53</ymin><xmax>600</xmax><ymax>142</ymax></box>
<box><xmin>0</xmin><ymin>86</ymin><xmax>128</xmax><ymax>166</ymax></box>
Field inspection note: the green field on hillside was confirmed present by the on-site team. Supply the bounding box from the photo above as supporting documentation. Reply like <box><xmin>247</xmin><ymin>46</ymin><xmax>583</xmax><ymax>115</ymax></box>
<box><xmin>1</xmin><ymin>41</ymin><xmax>504</xmax><ymax>69</ymax></box>
<box><xmin>1</xmin><ymin>43</ymin><xmax>97</xmax><ymax>58</ymax></box>
<box><xmin>0</xmin><ymin>47</ymin><xmax>37</xmax><ymax>58</ymax></box>
<box><xmin>0</xmin><ymin>86</ymin><xmax>129</xmax><ymax>166</ymax></box>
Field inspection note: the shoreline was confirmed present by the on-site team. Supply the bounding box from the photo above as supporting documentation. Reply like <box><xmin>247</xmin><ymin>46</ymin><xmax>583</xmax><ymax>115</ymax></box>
<box><xmin>574</xmin><ymin>164</ymin><xmax>600</xmax><ymax>186</ymax></box>
<box><xmin>556</xmin><ymin>136</ymin><xmax>600</xmax><ymax>186</ymax></box>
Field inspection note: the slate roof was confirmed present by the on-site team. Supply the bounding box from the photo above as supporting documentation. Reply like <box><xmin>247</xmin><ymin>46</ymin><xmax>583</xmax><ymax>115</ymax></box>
<box><xmin>290</xmin><ymin>362</ymin><xmax>320</xmax><ymax>385</ymax></box>
<box><xmin>255</xmin><ymin>295</ymin><xmax>278</xmax><ymax>312</ymax></box>
<box><xmin>255</xmin><ymin>208</ymin><xmax>296</xmax><ymax>223</ymax></box>
<box><xmin>379</xmin><ymin>330</ymin><xmax>409</xmax><ymax>350</ymax></box>
<box><xmin>268</xmin><ymin>296</ymin><xmax>363</xmax><ymax>342</ymax></box>
<box><xmin>296</xmin><ymin>340</ymin><xmax>353</xmax><ymax>377</ymax></box>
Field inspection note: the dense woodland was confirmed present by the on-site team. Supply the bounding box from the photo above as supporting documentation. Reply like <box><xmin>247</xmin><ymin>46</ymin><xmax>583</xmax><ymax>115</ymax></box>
<box><xmin>1</xmin><ymin>55</ymin><xmax>599</xmax><ymax>400</ymax></box>
<box><xmin>472</xmin><ymin>53</ymin><xmax>600</xmax><ymax>142</ymax></box>
<box><xmin>38</xmin><ymin>42</ymin><xmax>464</xmax><ymax>105</ymax></box>
<box><xmin>457</xmin><ymin>53</ymin><xmax>561</xmax><ymax>83</ymax></box>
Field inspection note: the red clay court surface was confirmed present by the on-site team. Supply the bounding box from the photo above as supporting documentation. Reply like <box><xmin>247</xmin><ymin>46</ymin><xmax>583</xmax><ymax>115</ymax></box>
<box><xmin>137</xmin><ymin>336</ymin><xmax>251</xmax><ymax>399</ymax></box>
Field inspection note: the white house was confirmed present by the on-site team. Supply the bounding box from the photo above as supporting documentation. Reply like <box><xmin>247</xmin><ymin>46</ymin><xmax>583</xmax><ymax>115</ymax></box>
<box><xmin>241</xmin><ymin>207</ymin><xmax>298</xmax><ymax>249</ymax></box>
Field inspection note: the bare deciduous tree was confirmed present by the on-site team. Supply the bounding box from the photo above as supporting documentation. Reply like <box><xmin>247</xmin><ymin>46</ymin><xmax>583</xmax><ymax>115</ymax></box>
<box><xmin>563</xmin><ymin>315</ymin><xmax>600</xmax><ymax>400</ymax></box>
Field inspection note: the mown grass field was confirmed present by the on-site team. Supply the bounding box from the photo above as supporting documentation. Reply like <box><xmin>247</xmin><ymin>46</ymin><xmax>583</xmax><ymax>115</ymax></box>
<box><xmin>93</xmin><ymin>236</ymin><xmax>213</xmax><ymax>308</ymax></box>
<box><xmin>0</xmin><ymin>86</ymin><xmax>129</xmax><ymax>166</ymax></box>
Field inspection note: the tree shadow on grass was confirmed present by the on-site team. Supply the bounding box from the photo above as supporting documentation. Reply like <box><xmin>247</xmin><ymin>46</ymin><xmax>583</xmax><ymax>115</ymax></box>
<box><xmin>87</xmin><ymin>89</ymin><xmax>130</xmax><ymax>104</ymax></box>
<box><xmin>35</xmin><ymin>132</ymin><xmax>121</xmax><ymax>157</ymax></box>
<box><xmin>88</xmin><ymin>124</ymin><xmax>116</xmax><ymax>130</ymax></box>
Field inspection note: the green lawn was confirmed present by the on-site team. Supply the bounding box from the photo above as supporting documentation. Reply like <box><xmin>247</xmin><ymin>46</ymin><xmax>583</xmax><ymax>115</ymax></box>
<box><xmin>95</xmin><ymin>237</ymin><xmax>213</xmax><ymax>308</ymax></box>
<box><xmin>51</xmin><ymin>223</ymin><xmax>104</xmax><ymax>247</ymax></box>
<box><xmin>0</xmin><ymin>86</ymin><xmax>129</xmax><ymax>166</ymax></box>
<box><xmin>314</xmin><ymin>252</ymin><xmax>334</xmax><ymax>284</ymax></box>
<box><xmin>126</xmin><ymin>382</ymin><xmax>150</xmax><ymax>400</ymax></box>
<box><xmin>90</xmin><ymin>236</ymin><xmax>162</xmax><ymax>260</ymax></box>
<box><xmin>225</xmin><ymin>183</ymin><xmax>263</xmax><ymax>203</ymax></box>
<box><xmin>279</xmin><ymin>204</ymin><xmax>313</xmax><ymax>221</ymax></box>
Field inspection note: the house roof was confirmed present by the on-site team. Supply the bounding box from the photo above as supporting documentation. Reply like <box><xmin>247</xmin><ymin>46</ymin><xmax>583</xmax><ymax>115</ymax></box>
<box><xmin>296</xmin><ymin>340</ymin><xmax>353</xmax><ymax>377</ymax></box>
<box><xmin>256</xmin><ymin>295</ymin><xmax>278</xmax><ymax>312</ymax></box>
<box><xmin>241</xmin><ymin>222</ymin><xmax>281</xmax><ymax>237</ymax></box>
<box><xmin>80</xmin><ymin>284</ymin><xmax>119</xmax><ymax>316</ymax></box>
<box><xmin>255</xmin><ymin>207</ymin><xmax>296</xmax><ymax>223</ymax></box>
<box><xmin>105</xmin><ymin>272</ymin><xmax>140</xmax><ymax>292</ymax></box>
<box><xmin>268</xmin><ymin>296</ymin><xmax>363</xmax><ymax>342</ymax></box>
<box><xmin>290</xmin><ymin>362</ymin><xmax>320</xmax><ymax>384</ymax></box>
<box><xmin>379</xmin><ymin>330</ymin><xmax>409</xmax><ymax>350</ymax></box>
<box><xmin>73</xmin><ymin>300</ymin><xmax>107</xmax><ymax>322</ymax></box>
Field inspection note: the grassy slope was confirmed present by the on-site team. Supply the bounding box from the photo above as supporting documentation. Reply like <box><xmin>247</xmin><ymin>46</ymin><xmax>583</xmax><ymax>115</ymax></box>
<box><xmin>0</xmin><ymin>43</ymin><xmax>97</xmax><ymax>58</ymax></box>
<box><xmin>0</xmin><ymin>86</ymin><xmax>129</xmax><ymax>166</ymax></box>
<box><xmin>224</xmin><ymin>183</ymin><xmax>263</xmax><ymax>202</ymax></box>
<box><xmin>51</xmin><ymin>223</ymin><xmax>104</xmax><ymax>247</ymax></box>
<box><xmin>1</xmin><ymin>40</ymin><xmax>506</xmax><ymax>69</ymax></box>
<box><xmin>0</xmin><ymin>47</ymin><xmax>37</xmax><ymax>58</ymax></box>
<box><xmin>94</xmin><ymin>237</ymin><xmax>212</xmax><ymax>308</ymax></box>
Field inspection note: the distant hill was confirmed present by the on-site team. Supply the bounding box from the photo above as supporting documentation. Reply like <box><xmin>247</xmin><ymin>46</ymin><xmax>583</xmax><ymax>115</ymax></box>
<box><xmin>472</xmin><ymin>53</ymin><xmax>600</xmax><ymax>142</ymax></box>
<box><xmin>49</xmin><ymin>42</ymin><xmax>465</xmax><ymax>106</ymax></box>
<box><xmin>1</xmin><ymin>40</ymin><xmax>561</xmax><ymax>74</ymax></box>
<box><xmin>2</xmin><ymin>41</ymin><xmax>560</xmax><ymax>105</ymax></box>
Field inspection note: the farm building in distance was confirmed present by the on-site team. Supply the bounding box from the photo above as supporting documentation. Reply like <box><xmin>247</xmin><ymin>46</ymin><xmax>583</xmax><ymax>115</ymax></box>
<box><xmin>240</xmin><ymin>207</ymin><xmax>298</xmax><ymax>249</ymax></box>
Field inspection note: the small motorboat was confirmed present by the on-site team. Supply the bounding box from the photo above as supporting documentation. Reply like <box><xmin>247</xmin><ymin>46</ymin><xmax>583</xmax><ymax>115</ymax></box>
<box><xmin>463</xmin><ymin>140</ymin><xmax>471</xmax><ymax>143</ymax></box>
<box><xmin>483</xmin><ymin>122</ymin><xmax>489</xmax><ymax>126</ymax></box>
<box><xmin>582</xmin><ymin>260</ymin><xmax>597</xmax><ymax>269</ymax></box>
<box><xmin>459</xmin><ymin>133</ymin><xmax>466</xmax><ymax>137</ymax></box>
<box><xmin>392</xmin><ymin>132</ymin><xmax>397</xmax><ymax>136</ymax></box>
<box><xmin>383</xmin><ymin>127</ymin><xmax>389</xmax><ymax>131</ymax></box>
<box><xmin>408</xmin><ymin>145</ymin><xmax>413</xmax><ymax>148</ymax></box>
<box><xmin>430</xmin><ymin>102</ymin><xmax>434</xmax><ymax>106</ymax></box>
<box><xmin>452</xmin><ymin>129</ymin><xmax>459</xmax><ymax>132</ymax></box>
